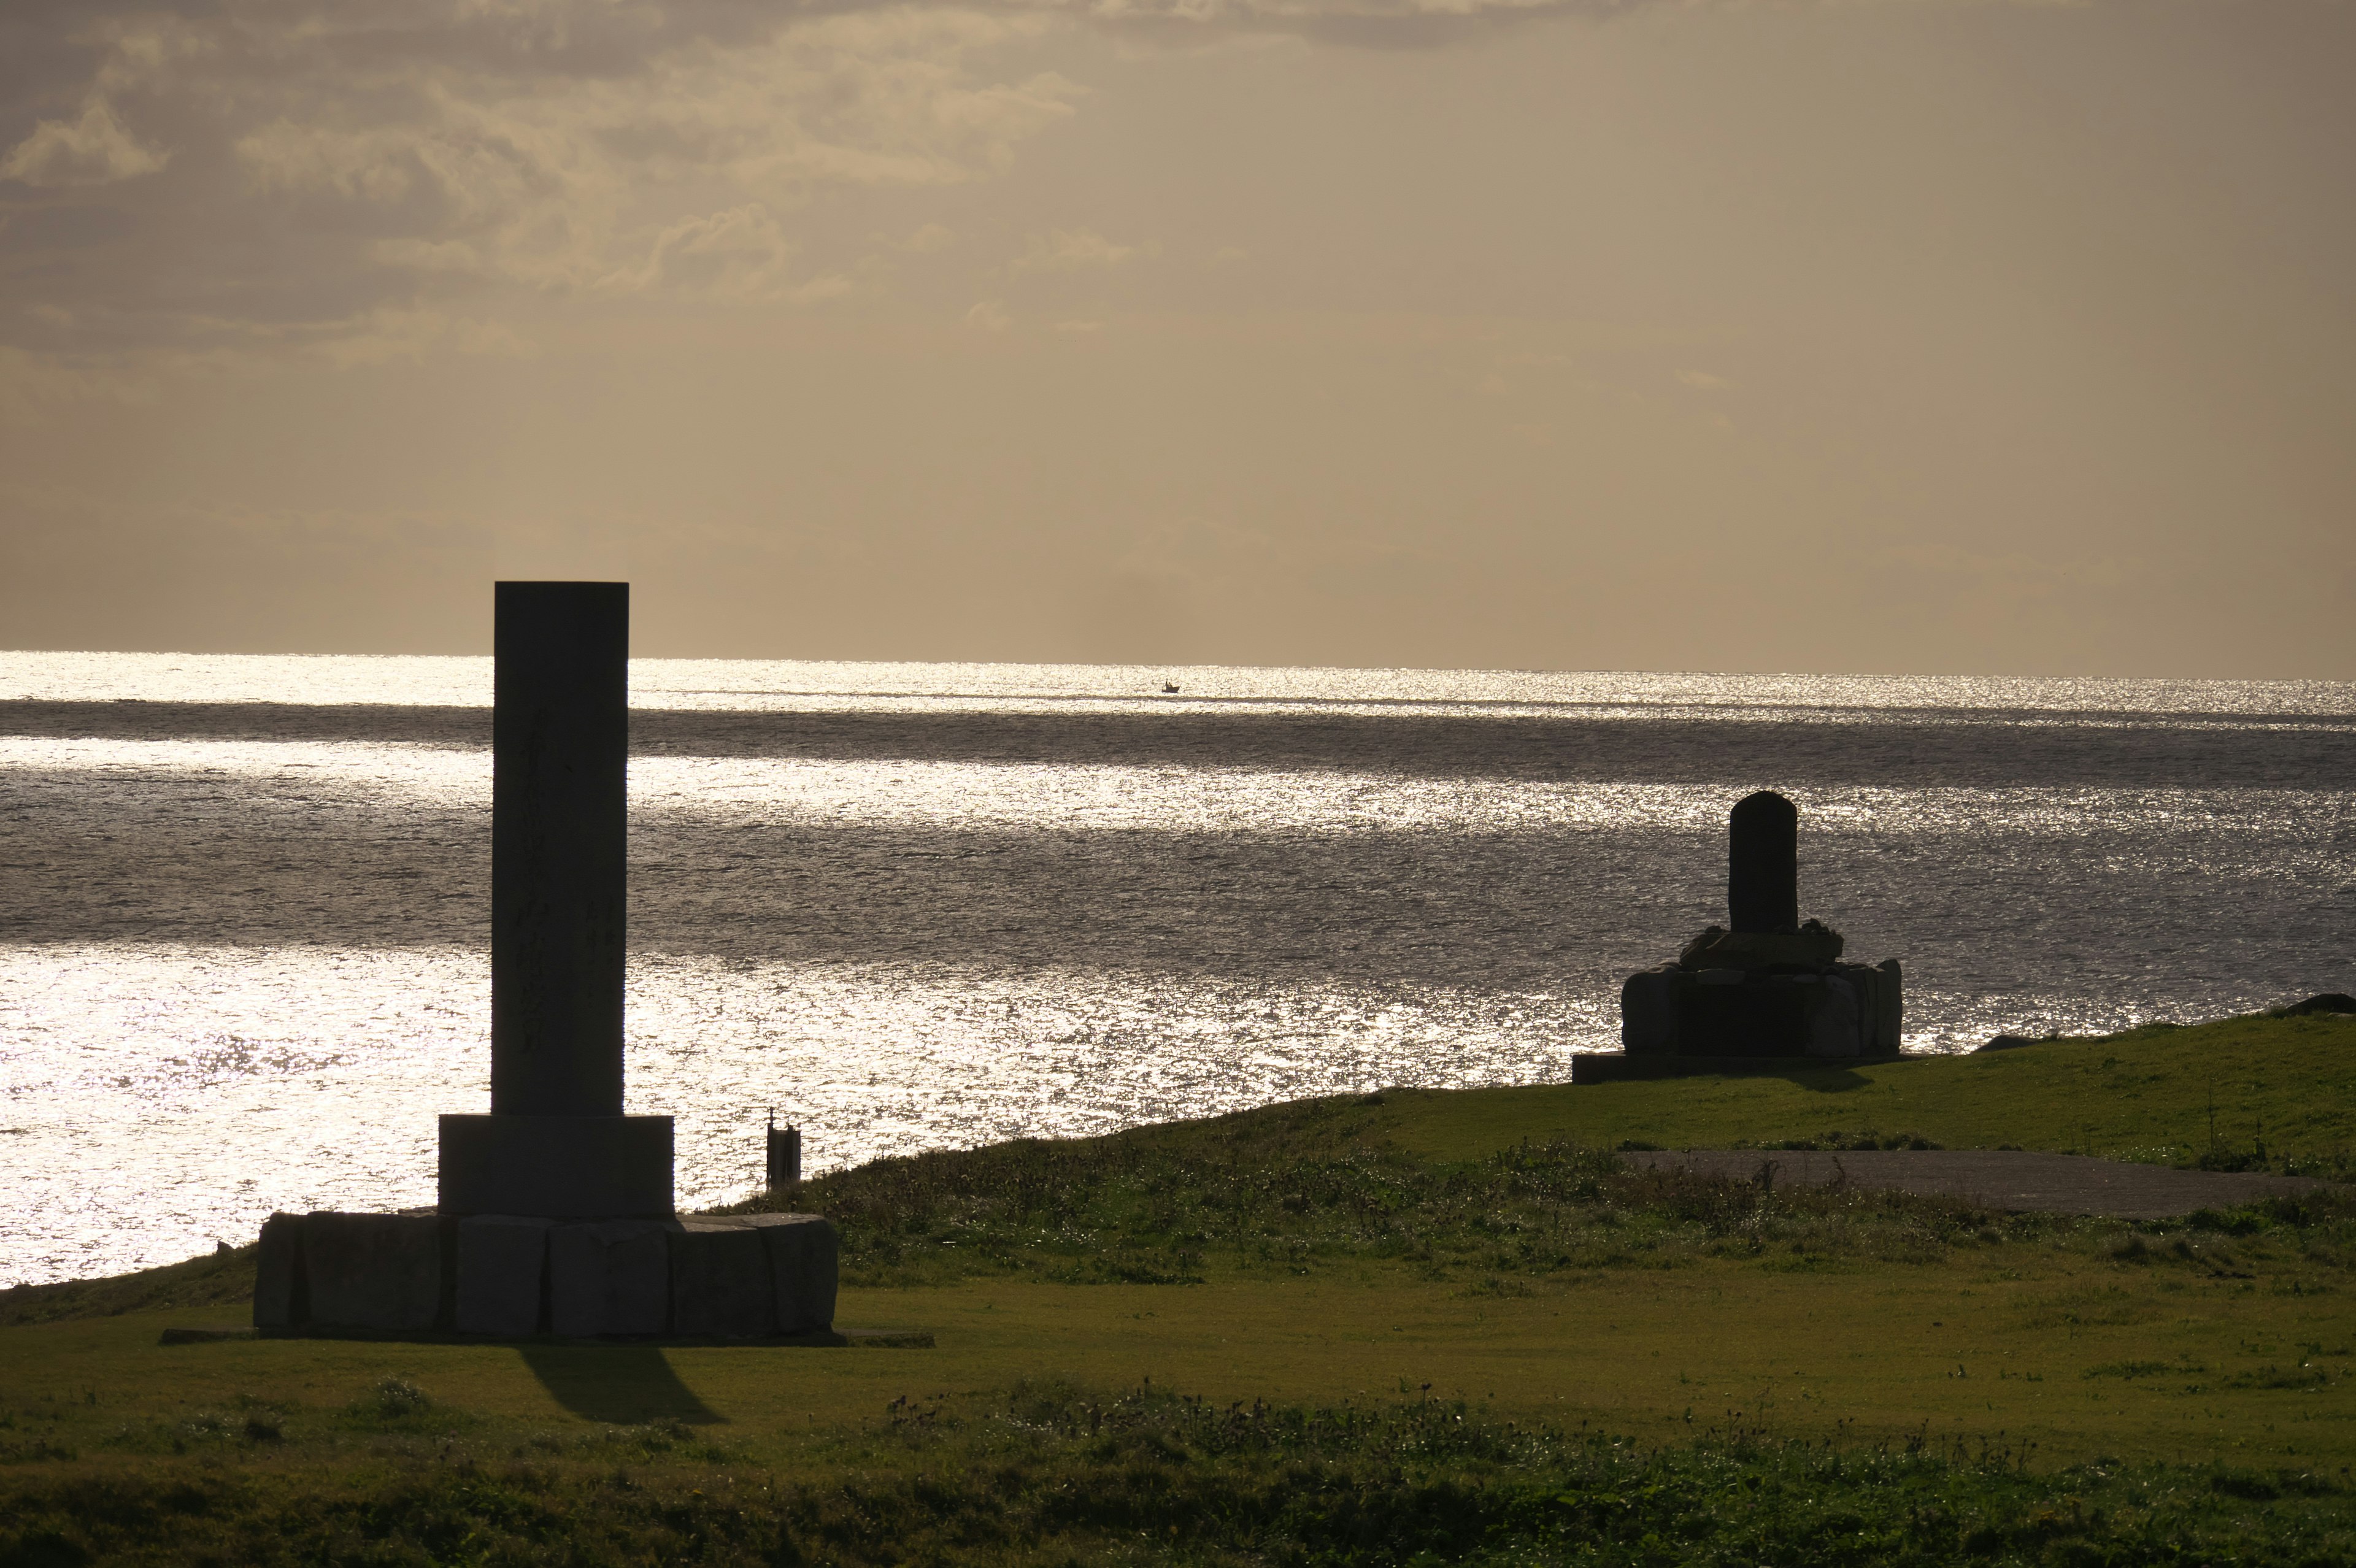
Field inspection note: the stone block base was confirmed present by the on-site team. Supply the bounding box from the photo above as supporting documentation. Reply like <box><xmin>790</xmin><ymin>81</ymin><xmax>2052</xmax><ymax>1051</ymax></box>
<box><xmin>304</xmin><ymin>1212</ymin><xmax>442</xmax><ymax>1331</ymax></box>
<box><xmin>456</xmin><ymin>1215</ymin><xmax>552</xmax><ymax>1335</ymax></box>
<box><xmin>735</xmin><ymin>1212</ymin><xmax>840</xmax><ymax>1335</ymax></box>
<box><xmin>1620</xmin><ymin>959</ymin><xmax>1902</xmax><ymax>1060</ymax></box>
<box><xmin>438</xmin><ymin>1114</ymin><xmax>674</xmax><ymax>1220</ymax></box>
<box><xmin>669</xmin><ymin>1220</ymin><xmax>774</xmax><ymax>1339</ymax></box>
<box><xmin>550</xmin><ymin>1220</ymin><xmax>671</xmax><ymax>1337</ymax></box>
<box><xmin>251</xmin><ymin>1209</ymin><xmax>839</xmax><ymax>1340</ymax></box>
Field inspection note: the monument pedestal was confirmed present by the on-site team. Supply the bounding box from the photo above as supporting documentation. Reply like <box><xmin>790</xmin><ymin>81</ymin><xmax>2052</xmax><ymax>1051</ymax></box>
<box><xmin>252</xmin><ymin>1207</ymin><xmax>841</xmax><ymax>1339</ymax></box>
<box><xmin>437</xmin><ymin>1114</ymin><xmax>675</xmax><ymax>1220</ymax></box>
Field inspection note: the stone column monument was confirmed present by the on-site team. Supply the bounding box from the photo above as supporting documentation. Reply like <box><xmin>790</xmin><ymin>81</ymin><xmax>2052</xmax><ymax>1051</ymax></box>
<box><xmin>439</xmin><ymin>583</ymin><xmax>672</xmax><ymax>1220</ymax></box>
<box><xmin>1581</xmin><ymin>790</ymin><xmax>1903</xmax><ymax>1083</ymax></box>
<box><xmin>252</xmin><ymin>583</ymin><xmax>837</xmax><ymax>1340</ymax></box>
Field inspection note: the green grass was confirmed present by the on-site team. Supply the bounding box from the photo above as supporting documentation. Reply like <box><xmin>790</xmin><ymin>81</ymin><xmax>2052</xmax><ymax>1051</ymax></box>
<box><xmin>1365</xmin><ymin>1012</ymin><xmax>2356</xmax><ymax>1172</ymax></box>
<box><xmin>2</xmin><ymin>1377</ymin><xmax>2349</xmax><ymax>1566</ymax></box>
<box><xmin>1</xmin><ymin>1245</ymin><xmax>256</xmax><ymax>1331</ymax></box>
<box><xmin>5</xmin><ymin>1011</ymin><xmax>2354</xmax><ymax>1562</ymax></box>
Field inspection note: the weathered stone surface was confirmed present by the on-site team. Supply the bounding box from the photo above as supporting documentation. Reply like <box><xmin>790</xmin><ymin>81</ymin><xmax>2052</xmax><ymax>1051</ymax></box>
<box><xmin>737</xmin><ymin>1213</ymin><xmax>839</xmax><ymax>1333</ymax></box>
<box><xmin>669</xmin><ymin>1219</ymin><xmax>776</xmax><ymax>1339</ymax></box>
<box><xmin>1871</xmin><ymin>959</ymin><xmax>1903</xmax><ymax>1052</ymax></box>
<box><xmin>1678</xmin><ymin>927</ymin><xmax>1843</xmax><ymax>972</ymax></box>
<box><xmin>549</xmin><ymin>1220</ymin><xmax>671</xmax><ymax>1337</ymax></box>
<box><xmin>1619</xmin><ymin>966</ymin><xmax>1679</xmax><ymax>1053</ymax></box>
<box><xmin>438</xmin><ymin>1112</ymin><xmax>674</xmax><ymax>1219</ymax></box>
<box><xmin>456</xmin><ymin>1215</ymin><xmax>551</xmax><ymax>1337</ymax></box>
<box><xmin>1801</xmin><ymin>974</ymin><xmax>1862</xmax><ymax>1057</ymax></box>
<box><xmin>491</xmin><ymin>581</ymin><xmax>629</xmax><ymax>1120</ymax></box>
<box><xmin>252</xmin><ymin>1213</ymin><xmax>305</xmax><ymax>1330</ymax></box>
<box><xmin>304</xmin><ymin>1212</ymin><xmax>441</xmax><ymax>1332</ymax></box>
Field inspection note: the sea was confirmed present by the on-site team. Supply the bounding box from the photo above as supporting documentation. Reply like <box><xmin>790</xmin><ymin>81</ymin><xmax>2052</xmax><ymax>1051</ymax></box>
<box><xmin>2</xmin><ymin>653</ymin><xmax>2352</xmax><ymax>1288</ymax></box>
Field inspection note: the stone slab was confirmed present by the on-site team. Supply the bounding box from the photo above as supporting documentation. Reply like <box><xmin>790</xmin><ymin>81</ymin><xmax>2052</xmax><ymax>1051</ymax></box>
<box><xmin>252</xmin><ymin>1212</ymin><xmax>306</xmax><ymax>1330</ymax></box>
<box><xmin>736</xmin><ymin>1213</ymin><xmax>840</xmax><ymax>1333</ymax></box>
<box><xmin>549</xmin><ymin>1219</ymin><xmax>671</xmax><ymax>1337</ymax></box>
<box><xmin>669</xmin><ymin>1219</ymin><xmax>777</xmax><ymax>1339</ymax></box>
<box><xmin>456</xmin><ymin>1215</ymin><xmax>552</xmax><ymax>1336</ymax></box>
<box><xmin>303</xmin><ymin>1212</ymin><xmax>441</xmax><ymax>1332</ymax></box>
<box><xmin>439</xmin><ymin>1113</ymin><xmax>674</xmax><ymax>1219</ymax></box>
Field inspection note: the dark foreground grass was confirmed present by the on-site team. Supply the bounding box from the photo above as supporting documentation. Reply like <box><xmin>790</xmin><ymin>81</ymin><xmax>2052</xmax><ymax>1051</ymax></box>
<box><xmin>4</xmin><ymin>1380</ymin><xmax>2350</xmax><ymax>1567</ymax></box>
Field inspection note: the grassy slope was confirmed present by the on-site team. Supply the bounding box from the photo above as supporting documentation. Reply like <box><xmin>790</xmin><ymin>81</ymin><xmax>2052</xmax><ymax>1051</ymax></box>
<box><xmin>1369</xmin><ymin>1013</ymin><xmax>2356</xmax><ymax>1169</ymax></box>
<box><xmin>5</xmin><ymin>1013</ymin><xmax>2354</xmax><ymax>1561</ymax></box>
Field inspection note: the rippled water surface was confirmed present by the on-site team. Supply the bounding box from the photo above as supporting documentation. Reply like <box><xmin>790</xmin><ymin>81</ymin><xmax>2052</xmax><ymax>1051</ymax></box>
<box><xmin>3</xmin><ymin>655</ymin><xmax>2352</xmax><ymax>1286</ymax></box>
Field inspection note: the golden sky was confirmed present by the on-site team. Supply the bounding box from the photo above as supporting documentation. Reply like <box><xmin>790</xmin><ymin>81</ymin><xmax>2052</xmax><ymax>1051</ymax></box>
<box><xmin>2</xmin><ymin>0</ymin><xmax>2350</xmax><ymax>676</ymax></box>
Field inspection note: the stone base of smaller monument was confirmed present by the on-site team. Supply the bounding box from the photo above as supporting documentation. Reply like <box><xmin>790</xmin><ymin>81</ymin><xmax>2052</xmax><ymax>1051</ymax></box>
<box><xmin>1609</xmin><ymin>920</ymin><xmax>1904</xmax><ymax>1078</ymax></box>
<box><xmin>252</xmin><ymin>1209</ymin><xmax>839</xmax><ymax>1340</ymax></box>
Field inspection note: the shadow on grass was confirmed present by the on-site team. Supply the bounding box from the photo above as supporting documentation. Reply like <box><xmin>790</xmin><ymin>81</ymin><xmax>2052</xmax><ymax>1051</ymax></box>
<box><xmin>517</xmin><ymin>1344</ymin><xmax>724</xmax><ymax>1425</ymax></box>
<box><xmin>1774</xmin><ymin>1068</ymin><xmax>1871</xmax><ymax>1093</ymax></box>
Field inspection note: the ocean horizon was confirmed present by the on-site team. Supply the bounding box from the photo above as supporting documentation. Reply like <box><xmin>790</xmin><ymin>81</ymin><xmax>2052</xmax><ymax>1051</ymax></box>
<box><xmin>4</xmin><ymin>652</ymin><xmax>2352</xmax><ymax>1288</ymax></box>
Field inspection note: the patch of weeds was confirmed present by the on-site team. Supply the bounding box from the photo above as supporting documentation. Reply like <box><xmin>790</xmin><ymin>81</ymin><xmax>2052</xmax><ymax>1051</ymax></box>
<box><xmin>1754</xmin><ymin>1130</ymin><xmax>1944</xmax><ymax>1152</ymax></box>
<box><xmin>2227</xmin><ymin>1363</ymin><xmax>2331</xmax><ymax>1391</ymax></box>
<box><xmin>0</xmin><ymin>1437</ymin><xmax>78</xmax><ymax>1464</ymax></box>
<box><xmin>371</xmin><ymin>1377</ymin><xmax>428</xmax><ymax>1419</ymax></box>
<box><xmin>2083</xmin><ymin>1361</ymin><xmax>2201</xmax><ymax>1380</ymax></box>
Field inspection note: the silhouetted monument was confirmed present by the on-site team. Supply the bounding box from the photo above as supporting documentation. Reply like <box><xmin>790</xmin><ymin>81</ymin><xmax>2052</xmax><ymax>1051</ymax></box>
<box><xmin>1727</xmin><ymin>790</ymin><xmax>1798</xmax><ymax>936</ymax></box>
<box><xmin>1580</xmin><ymin>790</ymin><xmax>1901</xmax><ymax>1082</ymax></box>
<box><xmin>439</xmin><ymin>583</ymin><xmax>671</xmax><ymax>1220</ymax></box>
<box><xmin>253</xmin><ymin>583</ymin><xmax>837</xmax><ymax>1339</ymax></box>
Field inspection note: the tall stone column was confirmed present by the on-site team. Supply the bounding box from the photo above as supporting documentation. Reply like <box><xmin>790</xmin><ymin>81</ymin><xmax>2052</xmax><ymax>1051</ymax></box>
<box><xmin>439</xmin><ymin>583</ymin><xmax>673</xmax><ymax>1220</ymax></box>
<box><xmin>1728</xmin><ymin>789</ymin><xmax>1799</xmax><ymax>934</ymax></box>
<box><xmin>491</xmin><ymin>582</ymin><xmax>627</xmax><ymax>1116</ymax></box>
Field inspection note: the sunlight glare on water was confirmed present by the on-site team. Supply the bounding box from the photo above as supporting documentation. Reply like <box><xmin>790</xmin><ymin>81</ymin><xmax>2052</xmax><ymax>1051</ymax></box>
<box><xmin>1</xmin><ymin>652</ymin><xmax>2350</xmax><ymax>1285</ymax></box>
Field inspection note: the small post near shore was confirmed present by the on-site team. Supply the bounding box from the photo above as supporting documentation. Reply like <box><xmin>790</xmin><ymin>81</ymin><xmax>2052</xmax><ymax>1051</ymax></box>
<box><xmin>767</xmin><ymin>1111</ymin><xmax>802</xmax><ymax>1190</ymax></box>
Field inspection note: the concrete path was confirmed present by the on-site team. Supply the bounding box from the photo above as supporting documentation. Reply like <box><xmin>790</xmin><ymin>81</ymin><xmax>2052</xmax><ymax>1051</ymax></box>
<box><xmin>1617</xmin><ymin>1149</ymin><xmax>2343</xmax><ymax>1221</ymax></box>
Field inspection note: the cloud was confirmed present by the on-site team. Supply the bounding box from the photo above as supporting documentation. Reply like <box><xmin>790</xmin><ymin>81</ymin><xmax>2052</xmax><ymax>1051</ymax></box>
<box><xmin>0</xmin><ymin>0</ymin><xmax>2060</xmax><ymax>379</ymax></box>
<box><xmin>1676</xmin><ymin>368</ymin><xmax>1733</xmax><ymax>390</ymax></box>
<box><xmin>1</xmin><ymin>98</ymin><xmax>171</xmax><ymax>186</ymax></box>
<box><xmin>0</xmin><ymin>1</ymin><xmax>1087</xmax><ymax>369</ymax></box>
<box><xmin>598</xmin><ymin>204</ymin><xmax>851</xmax><ymax>302</ymax></box>
<box><xmin>1013</xmin><ymin>227</ymin><xmax>1153</xmax><ymax>272</ymax></box>
<box><xmin>965</xmin><ymin>297</ymin><xmax>1014</xmax><ymax>331</ymax></box>
<box><xmin>314</xmin><ymin>307</ymin><xmax>541</xmax><ymax>367</ymax></box>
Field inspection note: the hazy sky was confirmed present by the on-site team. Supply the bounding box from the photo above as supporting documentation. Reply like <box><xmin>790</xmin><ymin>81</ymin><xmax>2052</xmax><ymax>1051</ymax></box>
<box><xmin>2</xmin><ymin>0</ymin><xmax>2350</xmax><ymax>676</ymax></box>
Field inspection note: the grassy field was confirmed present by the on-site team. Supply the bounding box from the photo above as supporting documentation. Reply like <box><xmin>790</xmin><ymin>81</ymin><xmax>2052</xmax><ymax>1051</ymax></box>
<box><xmin>1365</xmin><ymin>1011</ymin><xmax>2356</xmax><ymax>1172</ymax></box>
<box><xmin>4</xmin><ymin>1012</ymin><xmax>2353</xmax><ymax>1563</ymax></box>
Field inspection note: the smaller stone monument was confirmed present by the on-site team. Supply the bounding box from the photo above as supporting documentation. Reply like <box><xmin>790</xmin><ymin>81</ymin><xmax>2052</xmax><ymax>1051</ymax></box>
<box><xmin>252</xmin><ymin>583</ymin><xmax>839</xmax><ymax>1339</ymax></box>
<box><xmin>1576</xmin><ymin>790</ymin><xmax>1902</xmax><ymax>1083</ymax></box>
